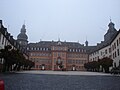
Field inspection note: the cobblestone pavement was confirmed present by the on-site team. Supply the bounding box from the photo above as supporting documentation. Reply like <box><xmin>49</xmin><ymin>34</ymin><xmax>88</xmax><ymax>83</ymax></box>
<box><xmin>0</xmin><ymin>71</ymin><xmax>120</xmax><ymax>90</ymax></box>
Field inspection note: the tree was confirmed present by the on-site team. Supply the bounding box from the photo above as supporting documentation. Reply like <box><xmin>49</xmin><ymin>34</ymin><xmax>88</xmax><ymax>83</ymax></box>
<box><xmin>0</xmin><ymin>45</ymin><xmax>34</xmax><ymax>72</ymax></box>
<box><xmin>84</xmin><ymin>61</ymin><xmax>100</xmax><ymax>71</ymax></box>
<box><xmin>0</xmin><ymin>45</ymin><xmax>12</xmax><ymax>72</ymax></box>
<box><xmin>98</xmin><ymin>57</ymin><xmax>113</xmax><ymax>73</ymax></box>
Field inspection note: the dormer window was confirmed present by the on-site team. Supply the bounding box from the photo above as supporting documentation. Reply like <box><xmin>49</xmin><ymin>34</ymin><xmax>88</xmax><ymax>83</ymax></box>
<box><xmin>58</xmin><ymin>41</ymin><xmax>61</xmax><ymax>45</ymax></box>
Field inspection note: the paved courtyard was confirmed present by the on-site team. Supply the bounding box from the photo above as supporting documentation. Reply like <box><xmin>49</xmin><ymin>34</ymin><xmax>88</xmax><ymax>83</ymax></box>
<box><xmin>0</xmin><ymin>71</ymin><xmax>120</xmax><ymax>90</ymax></box>
<box><xmin>17</xmin><ymin>70</ymin><xmax>113</xmax><ymax>76</ymax></box>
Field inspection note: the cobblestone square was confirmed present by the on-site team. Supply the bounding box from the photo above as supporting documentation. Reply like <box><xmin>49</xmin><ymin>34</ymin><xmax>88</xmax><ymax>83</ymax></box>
<box><xmin>0</xmin><ymin>71</ymin><xmax>120</xmax><ymax>90</ymax></box>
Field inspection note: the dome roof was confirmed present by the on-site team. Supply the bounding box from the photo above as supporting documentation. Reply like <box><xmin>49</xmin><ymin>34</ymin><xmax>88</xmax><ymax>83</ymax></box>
<box><xmin>17</xmin><ymin>33</ymin><xmax>28</xmax><ymax>40</ymax></box>
<box><xmin>17</xmin><ymin>24</ymin><xmax>28</xmax><ymax>41</ymax></box>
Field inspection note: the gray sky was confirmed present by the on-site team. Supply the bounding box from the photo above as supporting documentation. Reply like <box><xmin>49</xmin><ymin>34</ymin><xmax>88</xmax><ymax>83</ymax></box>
<box><xmin>0</xmin><ymin>0</ymin><xmax>120</xmax><ymax>45</ymax></box>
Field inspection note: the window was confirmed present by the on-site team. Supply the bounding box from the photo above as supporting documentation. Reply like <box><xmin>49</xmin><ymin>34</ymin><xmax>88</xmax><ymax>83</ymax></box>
<box><xmin>2</xmin><ymin>36</ymin><xmax>4</xmax><ymax>44</ymax></box>
<box><xmin>113</xmin><ymin>53</ymin><xmax>114</xmax><ymax>59</ymax></box>
<box><xmin>43</xmin><ymin>48</ymin><xmax>45</xmax><ymax>51</ymax></box>
<box><xmin>54</xmin><ymin>53</ymin><xmax>57</xmax><ymax>57</ymax></box>
<box><xmin>114</xmin><ymin>63</ymin><xmax>116</xmax><ymax>67</ymax></box>
<box><xmin>46</xmin><ymin>48</ymin><xmax>48</xmax><ymax>51</ymax></box>
<box><xmin>115</xmin><ymin>51</ymin><xmax>117</xmax><ymax>57</ymax></box>
<box><xmin>101</xmin><ymin>51</ymin><xmax>102</xmax><ymax>56</ymax></box>
<box><xmin>76</xmin><ymin>49</ymin><xmax>78</xmax><ymax>52</ymax></box>
<box><xmin>119</xmin><ymin>37</ymin><xmax>120</xmax><ymax>44</ymax></box>
<box><xmin>109</xmin><ymin>48</ymin><xmax>111</xmax><ymax>53</ymax></box>
<box><xmin>31</xmin><ymin>47</ymin><xmax>33</xmax><ymax>50</ymax></box>
<box><xmin>117</xmin><ymin>39</ymin><xmax>119</xmax><ymax>46</ymax></box>
<box><xmin>114</xmin><ymin>43</ymin><xmax>116</xmax><ymax>49</ymax></box>
<box><xmin>37</xmin><ymin>48</ymin><xmax>39</xmax><ymax>50</ymax></box>
<box><xmin>112</xmin><ymin>45</ymin><xmax>114</xmax><ymax>51</ymax></box>
<box><xmin>117</xmin><ymin>49</ymin><xmax>119</xmax><ymax>56</ymax></box>
<box><xmin>73</xmin><ymin>49</ymin><xmax>75</xmax><ymax>52</ymax></box>
<box><xmin>109</xmin><ymin>55</ymin><xmax>112</xmax><ymax>59</ymax></box>
<box><xmin>40</xmin><ymin>48</ymin><xmax>42</xmax><ymax>50</ymax></box>
<box><xmin>34</xmin><ymin>47</ymin><xmax>36</xmax><ymax>50</ymax></box>
<box><xmin>105</xmin><ymin>49</ymin><xmax>107</xmax><ymax>54</ymax></box>
<box><xmin>58</xmin><ymin>52</ymin><xmax>61</xmax><ymax>57</ymax></box>
<box><xmin>0</xmin><ymin>33</ymin><xmax>1</xmax><ymax>42</ymax></box>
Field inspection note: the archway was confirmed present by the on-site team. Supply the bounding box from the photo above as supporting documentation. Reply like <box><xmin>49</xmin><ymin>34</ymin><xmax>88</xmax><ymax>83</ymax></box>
<box><xmin>56</xmin><ymin>57</ymin><xmax>63</xmax><ymax>70</ymax></box>
<box><xmin>72</xmin><ymin>65</ymin><xmax>76</xmax><ymax>71</ymax></box>
<box><xmin>41</xmin><ymin>64</ymin><xmax>45</xmax><ymax>70</ymax></box>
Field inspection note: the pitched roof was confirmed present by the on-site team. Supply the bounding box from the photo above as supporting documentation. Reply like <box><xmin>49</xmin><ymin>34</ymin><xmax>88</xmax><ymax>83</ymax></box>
<box><xmin>28</xmin><ymin>41</ymin><xmax>85</xmax><ymax>48</ymax></box>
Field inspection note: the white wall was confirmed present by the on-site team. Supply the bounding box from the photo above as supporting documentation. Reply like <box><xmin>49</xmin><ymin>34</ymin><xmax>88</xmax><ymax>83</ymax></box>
<box><xmin>89</xmin><ymin>31</ymin><xmax>120</xmax><ymax>68</ymax></box>
<box><xmin>111</xmin><ymin>32</ymin><xmax>120</xmax><ymax>67</ymax></box>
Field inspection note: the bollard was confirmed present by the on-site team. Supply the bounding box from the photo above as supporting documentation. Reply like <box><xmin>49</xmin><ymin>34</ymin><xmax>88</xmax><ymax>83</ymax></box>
<box><xmin>0</xmin><ymin>80</ymin><xmax>4</xmax><ymax>90</ymax></box>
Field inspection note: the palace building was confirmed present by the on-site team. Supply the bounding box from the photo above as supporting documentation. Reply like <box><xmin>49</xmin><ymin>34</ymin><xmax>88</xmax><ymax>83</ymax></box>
<box><xmin>26</xmin><ymin>40</ymin><xmax>89</xmax><ymax>71</ymax></box>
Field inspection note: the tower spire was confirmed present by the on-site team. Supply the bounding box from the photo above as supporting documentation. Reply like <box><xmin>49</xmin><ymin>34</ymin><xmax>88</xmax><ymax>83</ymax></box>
<box><xmin>110</xmin><ymin>16</ymin><xmax>112</xmax><ymax>22</ymax></box>
<box><xmin>85</xmin><ymin>36</ymin><xmax>88</xmax><ymax>46</ymax></box>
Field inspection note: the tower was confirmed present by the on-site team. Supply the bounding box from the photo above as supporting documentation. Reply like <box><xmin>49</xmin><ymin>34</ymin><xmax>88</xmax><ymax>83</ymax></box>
<box><xmin>17</xmin><ymin>24</ymin><xmax>28</xmax><ymax>47</ymax></box>
<box><xmin>85</xmin><ymin>40</ymin><xmax>88</xmax><ymax>46</ymax></box>
<box><xmin>104</xmin><ymin>20</ymin><xmax>117</xmax><ymax>42</ymax></box>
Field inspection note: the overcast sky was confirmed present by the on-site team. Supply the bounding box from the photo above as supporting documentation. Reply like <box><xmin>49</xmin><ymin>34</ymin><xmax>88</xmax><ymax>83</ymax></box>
<box><xmin>0</xmin><ymin>0</ymin><xmax>120</xmax><ymax>45</ymax></box>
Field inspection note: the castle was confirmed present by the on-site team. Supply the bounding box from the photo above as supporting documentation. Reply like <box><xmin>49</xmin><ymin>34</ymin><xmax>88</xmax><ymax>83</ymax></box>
<box><xmin>16</xmin><ymin>20</ymin><xmax>120</xmax><ymax>70</ymax></box>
